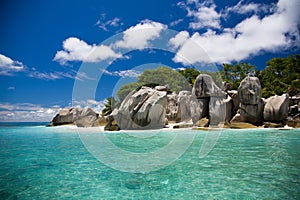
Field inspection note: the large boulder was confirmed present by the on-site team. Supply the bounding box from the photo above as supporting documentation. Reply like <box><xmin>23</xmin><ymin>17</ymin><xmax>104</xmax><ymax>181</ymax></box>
<box><xmin>238</xmin><ymin>76</ymin><xmax>262</xmax><ymax>105</ymax></box>
<box><xmin>51</xmin><ymin>107</ymin><xmax>81</xmax><ymax>126</ymax></box>
<box><xmin>50</xmin><ymin>107</ymin><xmax>101</xmax><ymax>127</ymax></box>
<box><xmin>112</xmin><ymin>86</ymin><xmax>167</xmax><ymax>129</ymax></box>
<box><xmin>75</xmin><ymin>107</ymin><xmax>99</xmax><ymax>127</ymax></box>
<box><xmin>209</xmin><ymin>96</ymin><xmax>232</xmax><ymax>125</ymax></box>
<box><xmin>166</xmin><ymin>92</ymin><xmax>178</xmax><ymax>121</ymax></box>
<box><xmin>176</xmin><ymin>91</ymin><xmax>193</xmax><ymax>122</ymax></box>
<box><xmin>263</xmin><ymin>94</ymin><xmax>289</xmax><ymax>122</ymax></box>
<box><xmin>239</xmin><ymin>99</ymin><xmax>264</xmax><ymax>125</ymax></box>
<box><xmin>192</xmin><ymin>74</ymin><xmax>225</xmax><ymax>98</ymax></box>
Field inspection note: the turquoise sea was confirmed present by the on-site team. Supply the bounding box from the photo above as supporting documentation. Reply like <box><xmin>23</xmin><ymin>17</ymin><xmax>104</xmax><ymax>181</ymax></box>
<box><xmin>0</xmin><ymin>123</ymin><xmax>299</xmax><ymax>199</ymax></box>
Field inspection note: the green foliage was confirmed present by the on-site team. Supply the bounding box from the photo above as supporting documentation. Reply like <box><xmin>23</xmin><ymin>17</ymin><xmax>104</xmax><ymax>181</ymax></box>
<box><xmin>220</xmin><ymin>63</ymin><xmax>255</xmax><ymax>89</ymax></box>
<box><xmin>259</xmin><ymin>55</ymin><xmax>300</xmax><ymax>98</ymax></box>
<box><xmin>178</xmin><ymin>68</ymin><xmax>200</xmax><ymax>87</ymax></box>
<box><xmin>117</xmin><ymin>82</ymin><xmax>140</xmax><ymax>102</ymax></box>
<box><xmin>117</xmin><ymin>66</ymin><xmax>191</xmax><ymax>101</ymax></box>
<box><xmin>101</xmin><ymin>97</ymin><xmax>119</xmax><ymax>116</ymax></box>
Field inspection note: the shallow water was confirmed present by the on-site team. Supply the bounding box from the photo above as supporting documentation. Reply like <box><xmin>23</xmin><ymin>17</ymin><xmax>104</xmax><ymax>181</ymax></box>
<box><xmin>0</xmin><ymin>125</ymin><xmax>299</xmax><ymax>199</ymax></box>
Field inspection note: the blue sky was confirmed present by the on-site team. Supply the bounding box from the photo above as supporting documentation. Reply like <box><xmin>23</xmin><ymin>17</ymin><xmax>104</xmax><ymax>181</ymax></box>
<box><xmin>0</xmin><ymin>0</ymin><xmax>299</xmax><ymax>122</ymax></box>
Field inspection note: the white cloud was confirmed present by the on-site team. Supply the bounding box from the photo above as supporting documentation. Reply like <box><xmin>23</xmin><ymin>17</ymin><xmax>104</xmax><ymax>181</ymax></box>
<box><xmin>28</xmin><ymin>70</ymin><xmax>75</xmax><ymax>80</ymax></box>
<box><xmin>73</xmin><ymin>99</ymin><xmax>105</xmax><ymax>113</ymax></box>
<box><xmin>7</xmin><ymin>86</ymin><xmax>15</xmax><ymax>90</ymax></box>
<box><xmin>114</xmin><ymin>19</ymin><xmax>167</xmax><ymax>50</ymax></box>
<box><xmin>170</xmin><ymin>19</ymin><xmax>184</xmax><ymax>27</ymax></box>
<box><xmin>179</xmin><ymin>0</ymin><xmax>221</xmax><ymax>30</ymax></box>
<box><xmin>0</xmin><ymin>54</ymin><xmax>25</xmax><ymax>75</ymax></box>
<box><xmin>224</xmin><ymin>1</ymin><xmax>272</xmax><ymax>15</ymax></box>
<box><xmin>101</xmin><ymin>69</ymin><xmax>141</xmax><ymax>78</ymax></box>
<box><xmin>96</xmin><ymin>17</ymin><xmax>123</xmax><ymax>31</ymax></box>
<box><xmin>0</xmin><ymin>102</ymin><xmax>62</xmax><ymax>122</ymax></box>
<box><xmin>169</xmin><ymin>31</ymin><xmax>190</xmax><ymax>50</ymax></box>
<box><xmin>53</xmin><ymin>37</ymin><xmax>122</xmax><ymax>65</ymax></box>
<box><xmin>172</xmin><ymin>0</ymin><xmax>300</xmax><ymax>65</ymax></box>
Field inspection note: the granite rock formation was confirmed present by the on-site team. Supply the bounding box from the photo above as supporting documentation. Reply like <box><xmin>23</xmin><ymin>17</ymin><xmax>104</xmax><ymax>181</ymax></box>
<box><xmin>263</xmin><ymin>94</ymin><xmax>289</xmax><ymax>122</ymax></box>
<box><xmin>112</xmin><ymin>86</ymin><xmax>167</xmax><ymax>129</ymax></box>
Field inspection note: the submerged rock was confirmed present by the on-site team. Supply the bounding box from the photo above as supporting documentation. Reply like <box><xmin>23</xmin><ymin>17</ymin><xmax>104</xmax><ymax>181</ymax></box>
<box><xmin>263</xmin><ymin>94</ymin><xmax>289</xmax><ymax>122</ymax></box>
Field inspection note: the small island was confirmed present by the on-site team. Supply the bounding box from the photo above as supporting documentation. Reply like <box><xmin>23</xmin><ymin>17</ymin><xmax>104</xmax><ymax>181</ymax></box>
<box><xmin>48</xmin><ymin>55</ymin><xmax>300</xmax><ymax>130</ymax></box>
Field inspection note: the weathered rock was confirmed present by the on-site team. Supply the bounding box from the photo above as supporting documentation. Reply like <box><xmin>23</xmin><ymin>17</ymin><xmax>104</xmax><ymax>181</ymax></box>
<box><xmin>224</xmin><ymin>122</ymin><xmax>258</xmax><ymax>129</ymax></box>
<box><xmin>50</xmin><ymin>107</ymin><xmax>102</xmax><ymax>127</ymax></box>
<box><xmin>113</xmin><ymin>86</ymin><xmax>167</xmax><ymax>129</ymax></box>
<box><xmin>155</xmin><ymin>85</ymin><xmax>169</xmax><ymax>91</ymax></box>
<box><xmin>238</xmin><ymin>76</ymin><xmax>262</xmax><ymax>105</ymax></box>
<box><xmin>263</xmin><ymin>94</ymin><xmax>289</xmax><ymax>122</ymax></box>
<box><xmin>263</xmin><ymin>122</ymin><xmax>284</xmax><ymax>128</ymax></box>
<box><xmin>190</xmin><ymin>97</ymin><xmax>208</xmax><ymax>124</ymax></box>
<box><xmin>228</xmin><ymin>90</ymin><xmax>239</xmax><ymax>114</ymax></box>
<box><xmin>166</xmin><ymin>92</ymin><xmax>178</xmax><ymax>121</ymax></box>
<box><xmin>104</xmin><ymin>115</ymin><xmax>120</xmax><ymax>131</ymax></box>
<box><xmin>176</xmin><ymin>91</ymin><xmax>193</xmax><ymax>122</ymax></box>
<box><xmin>239</xmin><ymin>99</ymin><xmax>264</xmax><ymax>125</ymax></box>
<box><xmin>209</xmin><ymin>96</ymin><xmax>227</xmax><ymax>125</ymax></box>
<box><xmin>231</xmin><ymin>113</ymin><xmax>242</xmax><ymax>123</ymax></box>
<box><xmin>51</xmin><ymin>108</ymin><xmax>77</xmax><ymax>126</ymax></box>
<box><xmin>75</xmin><ymin>107</ymin><xmax>99</xmax><ymax>127</ymax></box>
<box><xmin>195</xmin><ymin>118</ymin><xmax>209</xmax><ymax>127</ymax></box>
<box><xmin>173</xmin><ymin>123</ymin><xmax>194</xmax><ymax>129</ymax></box>
<box><xmin>192</xmin><ymin>74</ymin><xmax>225</xmax><ymax>98</ymax></box>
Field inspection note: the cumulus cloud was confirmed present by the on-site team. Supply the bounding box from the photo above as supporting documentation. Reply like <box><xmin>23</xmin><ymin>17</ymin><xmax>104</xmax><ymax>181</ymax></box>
<box><xmin>53</xmin><ymin>37</ymin><xmax>122</xmax><ymax>65</ymax></box>
<box><xmin>101</xmin><ymin>69</ymin><xmax>142</xmax><ymax>78</ymax></box>
<box><xmin>169</xmin><ymin>31</ymin><xmax>190</xmax><ymax>50</ymax></box>
<box><xmin>172</xmin><ymin>0</ymin><xmax>300</xmax><ymax>65</ymax></box>
<box><xmin>0</xmin><ymin>102</ymin><xmax>61</xmax><ymax>122</ymax></box>
<box><xmin>0</xmin><ymin>54</ymin><xmax>25</xmax><ymax>75</ymax></box>
<box><xmin>179</xmin><ymin>0</ymin><xmax>221</xmax><ymax>30</ymax></box>
<box><xmin>114</xmin><ymin>19</ymin><xmax>167</xmax><ymax>50</ymax></box>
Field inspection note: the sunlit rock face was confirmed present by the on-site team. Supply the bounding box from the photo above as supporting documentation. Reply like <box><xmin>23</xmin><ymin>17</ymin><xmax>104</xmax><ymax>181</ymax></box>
<box><xmin>112</xmin><ymin>86</ymin><xmax>167</xmax><ymax>130</ymax></box>
<box><xmin>233</xmin><ymin>76</ymin><xmax>264</xmax><ymax>125</ymax></box>
<box><xmin>192</xmin><ymin>74</ymin><xmax>225</xmax><ymax>98</ymax></box>
<box><xmin>238</xmin><ymin>76</ymin><xmax>262</xmax><ymax>105</ymax></box>
<box><xmin>50</xmin><ymin>107</ymin><xmax>100</xmax><ymax>127</ymax></box>
<box><xmin>263</xmin><ymin>94</ymin><xmax>289</xmax><ymax>122</ymax></box>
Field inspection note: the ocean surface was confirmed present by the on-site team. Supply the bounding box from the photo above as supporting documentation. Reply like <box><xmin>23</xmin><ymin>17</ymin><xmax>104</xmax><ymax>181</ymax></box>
<box><xmin>0</xmin><ymin>123</ymin><xmax>299</xmax><ymax>199</ymax></box>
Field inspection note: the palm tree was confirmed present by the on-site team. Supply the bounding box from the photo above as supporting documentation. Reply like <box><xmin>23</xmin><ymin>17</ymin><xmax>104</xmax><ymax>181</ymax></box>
<box><xmin>102</xmin><ymin>97</ymin><xmax>119</xmax><ymax>116</ymax></box>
